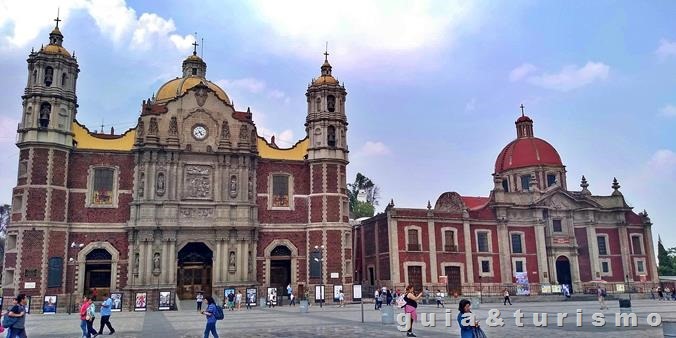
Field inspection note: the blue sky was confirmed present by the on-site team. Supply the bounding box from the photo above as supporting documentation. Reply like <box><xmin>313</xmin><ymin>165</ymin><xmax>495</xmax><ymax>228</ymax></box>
<box><xmin>0</xmin><ymin>0</ymin><xmax>675</xmax><ymax>248</ymax></box>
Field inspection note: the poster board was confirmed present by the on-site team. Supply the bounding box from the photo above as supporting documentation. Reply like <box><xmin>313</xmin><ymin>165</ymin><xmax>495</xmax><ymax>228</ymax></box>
<box><xmin>551</xmin><ymin>284</ymin><xmax>562</xmax><ymax>294</ymax></box>
<box><xmin>266</xmin><ymin>287</ymin><xmax>277</xmax><ymax>306</ymax></box>
<box><xmin>158</xmin><ymin>291</ymin><xmax>171</xmax><ymax>310</ymax></box>
<box><xmin>314</xmin><ymin>285</ymin><xmax>325</xmax><ymax>303</ymax></box>
<box><xmin>540</xmin><ymin>284</ymin><xmax>552</xmax><ymax>294</ymax></box>
<box><xmin>42</xmin><ymin>295</ymin><xmax>57</xmax><ymax>314</ymax></box>
<box><xmin>246</xmin><ymin>288</ymin><xmax>257</xmax><ymax>306</ymax></box>
<box><xmin>134</xmin><ymin>292</ymin><xmax>147</xmax><ymax>311</ymax></box>
<box><xmin>110</xmin><ymin>293</ymin><xmax>123</xmax><ymax>312</ymax></box>
<box><xmin>224</xmin><ymin>288</ymin><xmax>235</xmax><ymax>303</ymax></box>
<box><xmin>515</xmin><ymin>272</ymin><xmax>531</xmax><ymax>295</ymax></box>
<box><xmin>352</xmin><ymin>284</ymin><xmax>362</xmax><ymax>301</ymax></box>
<box><xmin>333</xmin><ymin>285</ymin><xmax>343</xmax><ymax>302</ymax></box>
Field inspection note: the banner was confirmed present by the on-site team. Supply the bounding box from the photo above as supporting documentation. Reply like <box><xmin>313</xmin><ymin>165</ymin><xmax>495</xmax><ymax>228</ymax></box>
<box><xmin>515</xmin><ymin>272</ymin><xmax>530</xmax><ymax>295</ymax></box>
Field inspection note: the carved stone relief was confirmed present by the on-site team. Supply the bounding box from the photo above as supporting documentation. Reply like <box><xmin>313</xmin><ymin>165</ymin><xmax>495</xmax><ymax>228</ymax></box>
<box><xmin>180</xmin><ymin>208</ymin><xmax>214</xmax><ymax>218</ymax></box>
<box><xmin>148</xmin><ymin>117</ymin><xmax>159</xmax><ymax>135</ymax></box>
<box><xmin>230</xmin><ymin>175</ymin><xmax>238</xmax><ymax>198</ymax></box>
<box><xmin>138</xmin><ymin>171</ymin><xmax>145</xmax><ymax>198</ymax></box>
<box><xmin>184</xmin><ymin>165</ymin><xmax>211</xmax><ymax>199</ymax></box>
<box><xmin>168</xmin><ymin>117</ymin><xmax>178</xmax><ymax>136</ymax></box>
<box><xmin>195</xmin><ymin>86</ymin><xmax>208</xmax><ymax>107</ymax></box>
<box><xmin>248</xmin><ymin>174</ymin><xmax>253</xmax><ymax>201</ymax></box>
<box><xmin>221</xmin><ymin>121</ymin><xmax>230</xmax><ymax>140</ymax></box>
<box><xmin>239</xmin><ymin>124</ymin><xmax>248</xmax><ymax>142</ymax></box>
<box><xmin>137</xmin><ymin>119</ymin><xmax>145</xmax><ymax>137</ymax></box>
<box><xmin>156</xmin><ymin>172</ymin><xmax>166</xmax><ymax>197</ymax></box>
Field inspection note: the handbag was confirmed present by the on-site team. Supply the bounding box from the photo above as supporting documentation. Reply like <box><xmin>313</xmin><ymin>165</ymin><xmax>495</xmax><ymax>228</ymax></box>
<box><xmin>1</xmin><ymin>314</ymin><xmax>18</xmax><ymax>329</ymax></box>
<box><xmin>472</xmin><ymin>326</ymin><xmax>488</xmax><ymax>338</ymax></box>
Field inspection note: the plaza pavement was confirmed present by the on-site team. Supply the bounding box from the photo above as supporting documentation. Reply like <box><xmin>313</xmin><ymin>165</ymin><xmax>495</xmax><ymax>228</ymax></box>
<box><xmin>16</xmin><ymin>299</ymin><xmax>676</xmax><ymax>337</ymax></box>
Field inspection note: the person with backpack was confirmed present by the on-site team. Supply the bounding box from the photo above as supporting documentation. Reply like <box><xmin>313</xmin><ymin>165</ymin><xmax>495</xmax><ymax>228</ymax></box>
<box><xmin>4</xmin><ymin>294</ymin><xmax>27</xmax><ymax>338</ymax></box>
<box><xmin>201</xmin><ymin>296</ymin><xmax>220</xmax><ymax>338</ymax></box>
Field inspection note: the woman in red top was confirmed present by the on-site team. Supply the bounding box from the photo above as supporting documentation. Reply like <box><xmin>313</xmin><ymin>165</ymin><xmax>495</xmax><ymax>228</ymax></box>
<box><xmin>79</xmin><ymin>295</ymin><xmax>98</xmax><ymax>338</ymax></box>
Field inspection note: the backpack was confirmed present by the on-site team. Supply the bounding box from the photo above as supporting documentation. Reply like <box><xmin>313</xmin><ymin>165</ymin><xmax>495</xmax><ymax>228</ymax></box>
<box><xmin>601</xmin><ymin>289</ymin><xmax>607</xmax><ymax>297</ymax></box>
<box><xmin>396</xmin><ymin>295</ymin><xmax>406</xmax><ymax>308</ymax></box>
<box><xmin>2</xmin><ymin>313</ymin><xmax>18</xmax><ymax>329</ymax></box>
<box><xmin>213</xmin><ymin>304</ymin><xmax>224</xmax><ymax>320</ymax></box>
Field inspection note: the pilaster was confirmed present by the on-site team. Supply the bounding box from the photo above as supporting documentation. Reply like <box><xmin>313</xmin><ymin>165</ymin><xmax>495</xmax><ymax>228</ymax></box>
<box><xmin>463</xmin><ymin>220</ymin><xmax>474</xmax><ymax>284</ymax></box>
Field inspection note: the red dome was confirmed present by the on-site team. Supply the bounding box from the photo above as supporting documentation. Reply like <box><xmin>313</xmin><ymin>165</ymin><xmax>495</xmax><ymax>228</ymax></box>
<box><xmin>495</xmin><ymin>137</ymin><xmax>563</xmax><ymax>173</ymax></box>
<box><xmin>516</xmin><ymin>115</ymin><xmax>533</xmax><ymax>123</ymax></box>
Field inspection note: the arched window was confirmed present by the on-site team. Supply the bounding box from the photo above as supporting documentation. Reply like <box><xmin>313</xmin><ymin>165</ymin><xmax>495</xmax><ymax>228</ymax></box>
<box><xmin>327</xmin><ymin>126</ymin><xmax>336</xmax><ymax>148</ymax></box>
<box><xmin>86</xmin><ymin>248</ymin><xmax>113</xmax><ymax>261</ymax></box>
<box><xmin>327</xmin><ymin>95</ymin><xmax>336</xmax><ymax>112</ymax></box>
<box><xmin>61</xmin><ymin>73</ymin><xmax>67</xmax><ymax>86</ymax></box>
<box><xmin>271</xmin><ymin>245</ymin><xmax>292</xmax><ymax>257</ymax></box>
<box><xmin>44</xmin><ymin>67</ymin><xmax>54</xmax><ymax>86</ymax></box>
<box><xmin>39</xmin><ymin>102</ymin><xmax>51</xmax><ymax>128</ymax></box>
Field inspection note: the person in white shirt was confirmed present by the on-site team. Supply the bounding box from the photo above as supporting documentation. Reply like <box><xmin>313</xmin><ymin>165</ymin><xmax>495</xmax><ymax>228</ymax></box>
<box><xmin>236</xmin><ymin>290</ymin><xmax>243</xmax><ymax>311</ymax></box>
<box><xmin>374</xmin><ymin>290</ymin><xmax>381</xmax><ymax>310</ymax></box>
<box><xmin>339</xmin><ymin>290</ymin><xmax>345</xmax><ymax>307</ymax></box>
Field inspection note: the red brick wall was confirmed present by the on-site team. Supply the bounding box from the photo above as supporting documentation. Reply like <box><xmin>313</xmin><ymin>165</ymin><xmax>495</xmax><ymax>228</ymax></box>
<box><xmin>67</xmin><ymin>192</ymin><xmax>132</xmax><ymax>223</ymax></box>
<box><xmin>69</xmin><ymin>232</ymin><xmax>129</xmax><ymax>259</ymax></box>
<box><xmin>311</xmin><ymin>164</ymin><xmax>322</xmax><ymax>194</ymax></box>
<box><xmin>20</xmin><ymin>230</ymin><xmax>44</xmax><ymax>295</ymax></box>
<box><xmin>50</xmin><ymin>189</ymin><xmax>67</xmax><ymax>222</ymax></box>
<box><xmin>68</xmin><ymin>151</ymin><xmax>135</xmax><ymax>190</ymax></box>
<box><xmin>326</xmin><ymin>164</ymin><xmax>337</xmax><ymax>192</ymax></box>
<box><xmin>259</xmin><ymin>197</ymin><xmax>309</xmax><ymax>224</ymax></box>
<box><xmin>26</xmin><ymin>188</ymin><xmax>46</xmax><ymax>221</ymax></box>
<box><xmin>596</xmin><ymin>228</ymin><xmax>624</xmax><ymax>282</ymax></box>
<box><xmin>310</xmin><ymin>196</ymin><xmax>322</xmax><ymax>223</ymax></box>
<box><xmin>575</xmin><ymin>227</ymin><xmax>592</xmax><ymax>281</ymax></box>
<box><xmin>469</xmin><ymin>225</ymin><xmax>501</xmax><ymax>283</ymax></box>
<box><xmin>4</xmin><ymin>253</ymin><xmax>17</xmax><ymax>268</ymax></box>
<box><xmin>377</xmin><ymin>220</ymin><xmax>389</xmax><ymax>253</ymax></box>
<box><xmin>326</xmin><ymin>196</ymin><xmax>340</xmax><ymax>222</ymax></box>
<box><xmin>31</xmin><ymin>148</ymin><xmax>49</xmax><ymax>185</ymax></box>
<box><xmin>308</xmin><ymin>230</ymin><xmax>323</xmax><ymax>284</ymax></box>
<box><xmin>257</xmin><ymin>159</ymin><xmax>311</xmax><ymax>223</ymax></box>
<box><xmin>326</xmin><ymin>230</ymin><xmax>341</xmax><ymax>284</ymax></box>
<box><xmin>51</xmin><ymin>150</ymin><xmax>68</xmax><ymax>187</ymax></box>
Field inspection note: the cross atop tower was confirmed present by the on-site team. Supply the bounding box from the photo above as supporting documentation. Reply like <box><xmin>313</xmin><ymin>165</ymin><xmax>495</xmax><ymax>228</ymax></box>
<box><xmin>54</xmin><ymin>8</ymin><xmax>61</xmax><ymax>28</ymax></box>
<box><xmin>324</xmin><ymin>41</ymin><xmax>329</xmax><ymax>62</ymax></box>
<box><xmin>192</xmin><ymin>32</ymin><xmax>199</xmax><ymax>55</ymax></box>
<box><xmin>520</xmin><ymin>104</ymin><xmax>525</xmax><ymax>117</ymax></box>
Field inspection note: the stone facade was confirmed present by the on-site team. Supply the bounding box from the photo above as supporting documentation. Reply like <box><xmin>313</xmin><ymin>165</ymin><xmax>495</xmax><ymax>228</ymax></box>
<box><xmin>3</xmin><ymin>22</ymin><xmax>351</xmax><ymax>311</ymax></box>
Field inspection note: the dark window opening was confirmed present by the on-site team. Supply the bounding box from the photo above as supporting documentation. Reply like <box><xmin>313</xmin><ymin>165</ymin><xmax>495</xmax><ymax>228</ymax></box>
<box><xmin>515</xmin><ymin>260</ymin><xmax>524</xmax><ymax>273</ymax></box>
<box><xmin>597</xmin><ymin>236</ymin><xmax>608</xmax><ymax>255</ymax></box>
<box><xmin>502</xmin><ymin>179</ymin><xmax>509</xmax><ymax>192</ymax></box>
<box><xmin>552</xmin><ymin>219</ymin><xmax>562</xmax><ymax>232</ymax></box>
<box><xmin>520</xmin><ymin>175</ymin><xmax>530</xmax><ymax>191</ymax></box>
<box><xmin>310</xmin><ymin>251</ymin><xmax>322</xmax><ymax>278</ymax></box>
<box><xmin>327</xmin><ymin>126</ymin><xmax>336</xmax><ymax>148</ymax></box>
<box><xmin>44</xmin><ymin>66</ymin><xmax>53</xmax><ymax>86</ymax></box>
<box><xmin>477</xmin><ymin>232</ymin><xmax>489</xmax><ymax>252</ymax></box>
<box><xmin>327</xmin><ymin>95</ymin><xmax>336</xmax><ymax>112</ymax></box>
<box><xmin>547</xmin><ymin>174</ymin><xmax>557</xmax><ymax>187</ymax></box>
<box><xmin>407</xmin><ymin>229</ymin><xmax>420</xmax><ymax>251</ymax></box>
<box><xmin>61</xmin><ymin>73</ymin><xmax>67</xmax><ymax>86</ymax></box>
<box><xmin>631</xmin><ymin>236</ymin><xmax>643</xmax><ymax>255</ymax></box>
<box><xmin>192</xmin><ymin>68</ymin><xmax>197</xmax><ymax>75</ymax></box>
<box><xmin>601</xmin><ymin>261</ymin><xmax>609</xmax><ymax>273</ymax></box>
<box><xmin>511</xmin><ymin>233</ymin><xmax>523</xmax><ymax>253</ymax></box>
<box><xmin>39</xmin><ymin>102</ymin><xmax>51</xmax><ymax>128</ymax></box>
<box><xmin>481</xmin><ymin>260</ymin><xmax>490</xmax><ymax>273</ymax></box>
<box><xmin>47</xmin><ymin>257</ymin><xmax>63</xmax><ymax>288</ymax></box>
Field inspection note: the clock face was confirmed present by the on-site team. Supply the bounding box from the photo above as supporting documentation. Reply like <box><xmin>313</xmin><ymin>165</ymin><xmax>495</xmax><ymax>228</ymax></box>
<box><xmin>192</xmin><ymin>125</ymin><xmax>207</xmax><ymax>140</ymax></box>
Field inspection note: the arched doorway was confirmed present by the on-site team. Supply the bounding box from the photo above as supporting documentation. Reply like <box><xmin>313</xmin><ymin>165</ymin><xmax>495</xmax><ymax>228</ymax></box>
<box><xmin>556</xmin><ymin>255</ymin><xmax>572</xmax><ymax>291</ymax></box>
<box><xmin>84</xmin><ymin>248</ymin><xmax>112</xmax><ymax>300</ymax></box>
<box><xmin>270</xmin><ymin>245</ymin><xmax>292</xmax><ymax>300</ymax></box>
<box><xmin>177</xmin><ymin>242</ymin><xmax>213</xmax><ymax>300</ymax></box>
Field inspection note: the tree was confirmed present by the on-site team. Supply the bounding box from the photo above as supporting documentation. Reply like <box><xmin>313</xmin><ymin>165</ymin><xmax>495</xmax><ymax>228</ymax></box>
<box><xmin>0</xmin><ymin>204</ymin><xmax>9</xmax><ymax>236</ymax></box>
<box><xmin>658</xmin><ymin>237</ymin><xmax>676</xmax><ymax>276</ymax></box>
<box><xmin>347</xmin><ymin>173</ymin><xmax>380</xmax><ymax>219</ymax></box>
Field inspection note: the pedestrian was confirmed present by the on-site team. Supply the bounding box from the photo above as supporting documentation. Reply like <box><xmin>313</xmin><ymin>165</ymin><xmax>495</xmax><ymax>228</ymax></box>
<box><xmin>289</xmin><ymin>292</ymin><xmax>296</xmax><ymax>306</ymax></box>
<box><xmin>227</xmin><ymin>291</ymin><xmax>235</xmax><ymax>311</ymax></box>
<box><xmin>435</xmin><ymin>290</ymin><xmax>445</xmax><ymax>308</ymax></box>
<box><xmin>338</xmin><ymin>289</ymin><xmax>345</xmax><ymax>307</ymax></box>
<box><xmin>386</xmin><ymin>289</ymin><xmax>392</xmax><ymax>306</ymax></box>
<box><xmin>458</xmin><ymin>299</ymin><xmax>480</xmax><ymax>338</ymax></box>
<box><xmin>98</xmin><ymin>294</ymin><xmax>116</xmax><ymax>335</ymax></box>
<box><xmin>196</xmin><ymin>292</ymin><xmax>204</xmax><ymax>311</ymax></box>
<box><xmin>235</xmin><ymin>290</ymin><xmax>242</xmax><ymax>311</ymax></box>
<box><xmin>402</xmin><ymin>285</ymin><xmax>422</xmax><ymax>337</ymax></box>
<box><xmin>79</xmin><ymin>295</ymin><xmax>98</xmax><ymax>338</ymax></box>
<box><xmin>287</xmin><ymin>284</ymin><xmax>292</xmax><ymax>300</ymax></box>
<box><xmin>503</xmin><ymin>288</ymin><xmax>512</xmax><ymax>305</ymax></box>
<box><xmin>374</xmin><ymin>289</ymin><xmax>381</xmax><ymax>310</ymax></box>
<box><xmin>201</xmin><ymin>296</ymin><xmax>219</xmax><ymax>338</ymax></box>
<box><xmin>658</xmin><ymin>287</ymin><xmax>664</xmax><ymax>301</ymax></box>
<box><xmin>5</xmin><ymin>294</ymin><xmax>28</xmax><ymax>338</ymax></box>
<box><xmin>271</xmin><ymin>291</ymin><xmax>277</xmax><ymax>308</ymax></box>
<box><xmin>597</xmin><ymin>286</ymin><xmax>608</xmax><ymax>310</ymax></box>
<box><xmin>424</xmin><ymin>288</ymin><xmax>430</xmax><ymax>305</ymax></box>
<box><xmin>650</xmin><ymin>287</ymin><xmax>655</xmax><ymax>300</ymax></box>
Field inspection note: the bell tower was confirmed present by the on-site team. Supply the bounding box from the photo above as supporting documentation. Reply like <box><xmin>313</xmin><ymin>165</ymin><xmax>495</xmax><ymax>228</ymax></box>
<box><xmin>304</xmin><ymin>49</ymin><xmax>351</xmax><ymax>287</ymax></box>
<box><xmin>18</xmin><ymin>14</ymin><xmax>79</xmax><ymax>147</ymax></box>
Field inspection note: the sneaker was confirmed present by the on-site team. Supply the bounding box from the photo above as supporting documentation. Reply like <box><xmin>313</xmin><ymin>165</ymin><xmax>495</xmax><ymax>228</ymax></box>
<box><xmin>407</xmin><ymin>333</ymin><xmax>417</xmax><ymax>337</ymax></box>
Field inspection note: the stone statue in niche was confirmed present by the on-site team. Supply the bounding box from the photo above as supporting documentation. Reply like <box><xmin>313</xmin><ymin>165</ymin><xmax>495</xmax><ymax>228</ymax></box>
<box><xmin>168</xmin><ymin>117</ymin><xmax>178</xmax><ymax>136</ymax></box>
<box><xmin>229</xmin><ymin>251</ymin><xmax>236</xmax><ymax>271</ymax></box>
<box><xmin>229</xmin><ymin>175</ymin><xmax>238</xmax><ymax>198</ymax></box>
<box><xmin>156</xmin><ymin>172</ymin><xmax>165</xmax><ymax>196</ymax></box>
<box><xmin>148</xmin><ymin>117</ymin><xmax>159</xmax><ymax>135</ymax></box>
<box><xmin>138</xmin><ymin>172</ymin><xmax>145</xmax><ymax>197</ymax></box>
<box><xmin>239</xmin><ymin>124</ymin><xmax>248</xmax><ymax>141</ymax></box>
<box><xmin>248</xmin><ymin>175</ymin><xmax>253</xmax><ymax>201</ymax></box>
<box><xmin>153</xmin><ymin>252</ymin><xmax>161</xmax><ymax>275</ymax></box>
<box><xmin>133</xmin><ymin>252</ymin><xmax>139</xmax><ymax>273</ymax></box>
<box><xmin>137</xmin><ymin>119</ymin><xmax>145</xmax><ymax>137</ymax></box>
<box><xmin>221</xmin><ymin>120</ymin><xmax>230</xmax><ymax>140</ymax></box>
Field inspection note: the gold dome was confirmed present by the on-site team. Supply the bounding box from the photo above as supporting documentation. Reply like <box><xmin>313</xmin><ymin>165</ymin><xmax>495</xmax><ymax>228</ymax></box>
<box><xmin>312</xmin><ymin>75</ymin><xmax>339</xmax><ymax>85</ymax></box>
<box><xmin>156</xmin><ymin>76</ymin><xmax>230</xmax><ymax>103</ymax></box>
<box><xmin>41</xmin><ymin>44</ymin><xmax>71</xmax><ymax>57</ymax></box>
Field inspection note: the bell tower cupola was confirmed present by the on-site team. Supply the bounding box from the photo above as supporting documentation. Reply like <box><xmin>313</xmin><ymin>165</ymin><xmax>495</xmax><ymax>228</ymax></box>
<box><xmin>18</xmin><ymin>12</ymin><xmax>79</xmax><ymax>149</ymax></box>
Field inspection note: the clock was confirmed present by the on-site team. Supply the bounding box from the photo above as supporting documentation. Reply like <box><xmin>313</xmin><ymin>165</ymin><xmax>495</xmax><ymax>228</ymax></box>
<box><xmin>192</xmin><ymin>125</ymin><xmax>207</xmax><ymax>140</ymax></box>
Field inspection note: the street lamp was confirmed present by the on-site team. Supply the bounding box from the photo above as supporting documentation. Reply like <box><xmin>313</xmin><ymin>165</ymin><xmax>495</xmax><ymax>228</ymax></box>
<box><xmin>313</xmin><ymin>245</ymin><xmax>325</xmax><ymax>308</ymax></box>
<box><xmin>478</xmin><ymin>276</ymin><xmax>483</xmax><ymax>304</ymax></box>
<box><xmin>67</xmin><ymin>242</ymin><xmax>84</xmax><ymax>315</ymax></box>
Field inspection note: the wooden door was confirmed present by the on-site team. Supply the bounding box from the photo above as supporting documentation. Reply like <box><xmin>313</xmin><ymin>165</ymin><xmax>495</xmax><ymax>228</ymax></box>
<box><xmin>407</xmin><ymin>266</ymin><xmax>423</xmax><ymax>292</ymax></box>
<box><xmin>178</xmin><ymin>264</ymin><xmax>212</xmax><ymax>299</ymax></box>
<box><xmin>445</xmin><ymin>266</ymin><xmax>462</xmax><ymax>295</ymax></box>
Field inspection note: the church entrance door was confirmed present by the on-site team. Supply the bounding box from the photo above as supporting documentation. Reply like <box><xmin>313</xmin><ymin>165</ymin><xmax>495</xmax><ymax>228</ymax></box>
<box><xmin>84</xmin><ymin>249</ymin><xmax>112</xmax><ymax>301</ymax></box>
<box><xmin>556</xmin><ymin>255</ymin><xmax>572</xmax><ymax>292</ymax></box>
<box><xmin>269</xmin><ymin>245</ymin><xmax>292</xmax><ymax>302</ymax></box>
<box><xmin>177</xmin><ymin>242</ymin><xmax>213</xmax><ymax>300</ymax></box>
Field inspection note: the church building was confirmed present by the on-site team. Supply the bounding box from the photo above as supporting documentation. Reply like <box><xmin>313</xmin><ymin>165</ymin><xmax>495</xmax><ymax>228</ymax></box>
<box><xmin>353</xmin><ymin>109</ymin><xmax>658</xmax><ymax>295</ymax></box>
<box><xmin>3</xmin><ymin>19</ymin><xmax>352</xmax><ymax>310</ymax></box>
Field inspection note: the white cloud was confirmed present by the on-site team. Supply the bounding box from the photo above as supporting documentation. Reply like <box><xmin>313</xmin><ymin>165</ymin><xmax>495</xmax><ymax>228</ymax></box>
<box><xmin>509</xmin><ymin>63</ymin><xmax>537</xmax><ymax>82</ymax></box>
<box><xmin>0</xmin><ymin>116</ymin><xmax>19</xmax><ymax>145</ymax></box>
<box><xmin>359</xmin><ymin>141</ymin><xmax>391</xmax><ymax>156</ymax></box>
<box><xmin>0</xmin><ymin>0</ymin><xmax>192</xmax><ymax>52</ymax></box>
<box><xmin>464</xmin><ymin>98</ymin><xmax>476</xmax><ymax>112</ymax></box>
<box><xmin>656</xmin><ymin>39</ymin><xmax>676</xmax><ymax>60</ymax></box>
<box><xmin>247</xmin><ymin>0</ymin><xmax>476</xmax><ymax>63</ymax></box>
<box><xmin>660</xmin><ymin>104</ymin><xmax>676</xmax><ymax>118</ymax></box>
<box><xmin>216</xmin><ymin>78</ymin><xmax>290</xmax><ymax>104</ymax></box>
<box><xmin>511</xmin><ymin>62</ymin><xmax>610</xmax><ymax>92</ymax></box>
<box><xmin>647</xmin><ymin>149</ymin><xmax>676</xmax><ymax>176</ymax></box>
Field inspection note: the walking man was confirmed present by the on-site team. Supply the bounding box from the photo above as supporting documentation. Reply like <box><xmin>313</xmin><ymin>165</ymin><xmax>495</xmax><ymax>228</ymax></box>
<box><xmin>6</xmin><ymin>294</ymin><xmax>28</xmax><ymax>338</ymax></box>
<box><xmin>196</xmin><ymin>292</ymin><xmax>204</xmax><ymax>311</ymax></box>
<box><xmin>227</xmin><ymin>291</ymin><xmax>235</xmax><ymax>311</ymax></box>
<box><xmin>597</xmin><ymin>285</ymin><xmax>608</xmax><ymax>310</ymax></box>
<box><xmin>289</xmin><ymin>292</ymin><xmax>296</xmax><ymax>306</ymax></box>
<box><xmin>98</xmin><ymin>294</ymin><xmax>116</xmax><ymax>335</ymax></box>
<box><xmin>374</xmin><ymin>289</ymin><xmax>381</xmax><ymax>310</ymax></box>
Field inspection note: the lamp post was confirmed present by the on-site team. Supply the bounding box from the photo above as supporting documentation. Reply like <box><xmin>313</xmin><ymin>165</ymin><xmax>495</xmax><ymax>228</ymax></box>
<box><xmin>313</xmin><ymin>245</ymin><xmax>324</xmax><ymax>308</ymax></box>
<box><xmin>478</xmin><ymin>276</ymin><xmax>483</xmax><ymax>304</ymax></box>
<box><xmin>67</xmin><ymin>242</ymin><xmax>84</xmax><ymax>315</ymax></box>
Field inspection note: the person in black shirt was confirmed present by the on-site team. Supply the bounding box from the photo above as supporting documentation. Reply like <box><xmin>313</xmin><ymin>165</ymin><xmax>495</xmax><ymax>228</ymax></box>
<box><xmin>6</xmin><ymin>294</ymin><xmax>28</xmax><ymax>338</ymax></box>
<box><xmin>403</xmin><ymin>285</ymin><xmax>422</xmax><ymax>337</ymax></box>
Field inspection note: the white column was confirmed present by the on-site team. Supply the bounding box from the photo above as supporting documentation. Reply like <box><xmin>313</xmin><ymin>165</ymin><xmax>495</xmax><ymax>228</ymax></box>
<box><xmin>463</xmin><ymin>220</ymin><xmax>474</xmax><ymax>284</ymax></box>
<box><xmin>498</xmin><ymin>223</ymin><xmax>511</xmax><ymax>283</ymax></box>
<box><xmin>144</xmin><ymin>242</ymin><xmax>153</xmax><ymax>285</ymax></box>
<box><xmin>427</xmin><ymin>219</ymin><xmax>438</xmax><ymax>287</ymax></box>
<box><xmin>645</xmin><ymin>225</ymin><xmax>659</xmax><ymax>282</ymax></box>
<box><xmin>586</xmin><ymin>226</ymin><xmax>600</xmax><ymax>279</ymax></box>
<box><xmin>215</xmin><ymin>240</ymin><xmax>222</xmax><ymax>283</ymax></box>
<box><xmin>618</xmin><ymin>225</ymin><xmax>632</xmax><ymax>281</ymax></box>
<box><xmin>534</xmin><ymin>223</ymin><xmax>549</xmax><ymax>283</ymax></box>
<box><xmin>388</xmin><ymin>215</ymin><xmax>400</xmax><ymax>285</ymax></box>
<box><xmin>138</xmin><ymin>242</ymin><xmax>147</xmax><ymax>285</ymax></box>
<box><xmin>242</xmin><ymin>242</ymin><xmax>250</xmax><ymax>282</ymax></box>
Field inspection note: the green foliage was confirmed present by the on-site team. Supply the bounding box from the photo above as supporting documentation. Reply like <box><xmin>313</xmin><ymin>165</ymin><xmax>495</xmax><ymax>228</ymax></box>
<box><xmin>347</xmin><ymin>173</ymin><xmax>380</xmax><ymax>219</ymax></box>
<box><xmin>352</xmin><ymin>200</ymin><xmax>375</xmax><ymax>219</ymax></box>
<box><xmin>658</xmin><ymin>238</ymin><xmax>676</xmax><ymax>276</ymax></box>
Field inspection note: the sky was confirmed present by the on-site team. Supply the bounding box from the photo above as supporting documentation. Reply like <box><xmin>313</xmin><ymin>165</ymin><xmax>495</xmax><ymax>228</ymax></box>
<box><xmin>0</xmin><ymin>0</ymin><xmax>674</xmax><ymax>248</ymax></box>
